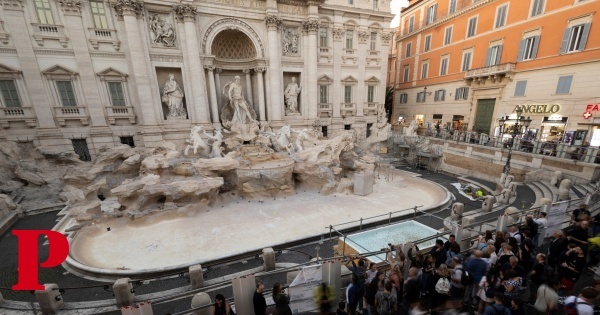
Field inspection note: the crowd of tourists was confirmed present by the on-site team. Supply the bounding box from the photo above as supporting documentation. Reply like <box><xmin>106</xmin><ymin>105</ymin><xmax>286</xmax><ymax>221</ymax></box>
<box><xmin>337</xmin><ymin>203</ymin><xmax>600</xmax><ymax>315</ymax></box>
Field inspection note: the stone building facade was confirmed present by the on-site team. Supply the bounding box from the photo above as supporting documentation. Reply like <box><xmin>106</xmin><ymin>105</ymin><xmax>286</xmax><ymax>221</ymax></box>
<box><xmin>0</xmin><ymin>0</ymin><xmax>393</xmax><ymax>159</ymax></box>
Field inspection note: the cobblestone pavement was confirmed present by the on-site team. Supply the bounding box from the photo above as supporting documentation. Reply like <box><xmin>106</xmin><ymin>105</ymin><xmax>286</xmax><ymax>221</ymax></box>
<box><xmin>0</xmin><ymin>167</ymin><xmax>540</xmax><ymax>314</ymax></box>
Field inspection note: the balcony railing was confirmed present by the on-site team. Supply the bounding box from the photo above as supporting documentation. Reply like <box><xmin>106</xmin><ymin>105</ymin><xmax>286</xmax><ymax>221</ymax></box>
<box><xmin>0</xmin><ymin>106</ymin><xmax>37</xmax><ymax>128</ymax></box>
<box><xmin>344</xmin><ymin>49</ymin><xmax>356</xmax><ymax>55</ymax></box>
<box><xmin>400</xmin><ymin>0</ymin><xmax>481</xmax><ymax>37</ymax></box>
<box><xmin>106</xmin><ymin>105</ymin><xmax>136</xmax><ymax>124</ymax></box>
<box><xmin>88</xmin><ymin>28</ymin><xmax>121</xmax><ymax>50</ymax></box>
<box><xmin>364</xmin><ymin>102</ymin><xmax>378</xmax><ymax>115</ymax></box>
<box><xmin>31</xmin><ymin>23</ymin><xmax>68</xmax><ymax>47</ymax></box>
<box><xmin>318</xmin><ymin>103</ymin><xmax>332</xmax><ymax>118</ymax></box>
<box><xmin>53</xmin><ymin>106</ymin><xmax>90</xmax><ymax>126</ymax></box>
<box><xmin>464</xmin><ymin>63</ymin><xmax>515</xmax><ymax>83</ymax></box>
<box><xmin>368</xmin><ymin>50</ymin><xmax>380</xmax><ymax>56</ymax></box>
<box><xmin>340</xmin><ymin>103</ymin><xmax>356</xmax><ymax>117</ymax></box>
<box><xmin>319</xmin><ymin>47</ymin><xmax>330</xmax><ymax>54</ymax></box>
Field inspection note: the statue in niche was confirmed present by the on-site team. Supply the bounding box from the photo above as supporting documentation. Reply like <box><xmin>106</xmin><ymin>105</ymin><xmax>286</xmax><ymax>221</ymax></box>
<box><xmin>149</xmin><ymin>14</ymin><xmax>176</xmax><ymax>47</ymax></box>
<box><xmin>162</xmin><ymin>73</ymin><xmax>186</xmax><ymax>119</ymax></box>
<box><xmin>284</xmin><ymin>77</ymin><xmax>301</xmax><ymax>115</ymax></box>
<box><xmin>282</xmin><ymin>28</ymin><xmax>300</xmax><ymax>55</ymax></box>
<box><xmin>220</xmin><ymin>76</ymin><xmax>259</xmax><ymax>142</ymax></box>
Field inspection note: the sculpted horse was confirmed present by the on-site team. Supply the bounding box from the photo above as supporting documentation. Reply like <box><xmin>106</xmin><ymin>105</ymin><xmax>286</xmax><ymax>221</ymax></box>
<box><xmin>184</xmin><ymin>126</ymin><xmax>210</xmax><ymax>156</ymax></box>
<box><xmin>273</xmin><ymin>125</ymin><xmax>294</xmax><ymax>154</ymax></box>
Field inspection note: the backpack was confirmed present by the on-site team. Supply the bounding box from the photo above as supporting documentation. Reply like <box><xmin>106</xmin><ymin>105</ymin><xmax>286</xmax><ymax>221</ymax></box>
<box><xmin>377</xmin><ymin>293</ymin><xmax>393</xmax><ymax>315</ymax></box>
<box><xmin>540</xmin><ymin>264</ymin><xmax>555</xmax><ymax>282</ymax></box>
<box><xmin>564</xmin><ymin>297</ymin><xmax>586</xmax><ymax>315</ymax></box>
<box><xmin>435</xmin><ymin>277</ymin><xmax>451</xmax><ymax>295</ymax></box>
<box><xmin>458</xmin><ymin>268</ymin><xmax>474</xmax><ymax>286</ymax></box>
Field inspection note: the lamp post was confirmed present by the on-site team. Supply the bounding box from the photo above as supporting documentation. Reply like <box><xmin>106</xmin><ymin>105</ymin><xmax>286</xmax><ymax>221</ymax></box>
<box><xmin>502</xmin><ymin>108</ymin><xmax>532</xmax><ymax>176</ymax></box>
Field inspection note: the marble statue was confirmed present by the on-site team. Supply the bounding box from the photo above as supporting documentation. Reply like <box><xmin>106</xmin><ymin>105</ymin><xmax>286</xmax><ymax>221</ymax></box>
<box><xmin>220</xmin><ymin>76</ymin><xmax>259</xmax><ymax>143</ymax></box>
<box><xmin>284</xmin><ymin>77</ymin><xmax>301</xmax><ymax>115</ymax></box>
<box><xmin>184</xmin><ymin>126</ymin><xmax>210</xmax><ymax>156</ymax></box>
<box><xmin>222</xmin><ymin>76</ymin><xmax>257</xmax><ymax>126</ymax></box>
<box><xmin>162</xmin><ymin>74</ymin><xmax>186</xmax><ymax>119</ymax></box>
<box><xmin>282</xmin><ymin>28</ymin><xmax>300</xmax><ymax>56</ymax></box>
<box><xmin>203</xmin><ymin>127</ymin><xmax>227</xmax><ymax>158</ymax></box>
<box><xmin>149</xmin><ymin>14</ymin><xmax>176</xmax><ymax>47</ymax></box>
<box><xmin>273</xmin><ymin>125</ymin><xmax>294</xmax><ymax>154</ymax></box>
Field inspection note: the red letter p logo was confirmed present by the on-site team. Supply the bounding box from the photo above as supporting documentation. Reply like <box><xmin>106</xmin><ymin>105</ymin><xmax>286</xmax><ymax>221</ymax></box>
<box><xmin>12</xmin><ymin>230</ymin><xmax>69</xmax><ymax>291</ymax></box>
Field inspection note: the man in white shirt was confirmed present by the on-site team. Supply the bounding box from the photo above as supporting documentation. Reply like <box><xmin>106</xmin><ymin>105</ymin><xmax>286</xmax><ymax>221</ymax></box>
<box><xmin>563</xmin><ymin>287</ymin><xmax>598</xmax><ymax>315</ymax></box>
<box><xmin>508</xmin><ymin>225</ymin><xmax>522</xmax><ymax>245</ymax></box>
<box><xmin>534</xmin><ymin>212</ymin><xmax>548</xmax><ymax>228</ymax></box>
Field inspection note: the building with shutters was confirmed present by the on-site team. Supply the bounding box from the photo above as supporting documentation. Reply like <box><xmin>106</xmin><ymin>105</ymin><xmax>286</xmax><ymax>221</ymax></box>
<box><xmin>0</xmin><ymin>0</ymin><xmax>393</xmax><ymax>160</ymax></box>
<box><xmin>390</xmin><ymin>0</ymin><xmax>600</xmax><ymax>145</ymax></box>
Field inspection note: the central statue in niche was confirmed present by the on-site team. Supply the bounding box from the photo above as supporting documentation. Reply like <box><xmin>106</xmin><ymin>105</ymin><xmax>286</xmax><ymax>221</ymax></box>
<box><xmin>221</xmin><ymin>75</ymin><xmax>259</xmax><ymax>143</ymax></box>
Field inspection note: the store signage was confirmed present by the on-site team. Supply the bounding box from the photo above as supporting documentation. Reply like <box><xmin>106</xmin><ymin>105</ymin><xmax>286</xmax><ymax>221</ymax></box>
<box><xmin>583</xmin><ymin>103</ymin><xmax>600</xmax><ymax>119</ymax></box>
<box><xmin>514</xmin><ymin>104</ymin><xmax>560</xmax><ymax>114</ymax></box>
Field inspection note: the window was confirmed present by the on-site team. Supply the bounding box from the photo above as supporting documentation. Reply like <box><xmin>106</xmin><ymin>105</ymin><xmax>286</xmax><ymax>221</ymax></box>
<box><xmin>319</xmin><ymin>27</ymin><xmax>328</xmax><ymax>47</ymax></box>
<box><xmin>399</xmin><ymin>93</ymin><xmax>408</xmax><ymax>103</ymax></box>
<box><xmin>467</xmin><ymin>17</ymin><xmax>477</xmax><ymax>38</ymax></box>
<box><xmin>560</xmin><ymin>23</ymin><xmax>591</xmax><ymax>54</ymax></box>
<box><xmin>373</xmin><ymin>0</ymin><xmax>378</xmax><ymax>9</ymax></box>
<box><xmin>346</xmin><ymin>30</ymin><xmax>354</xmax><ymax>49</ymax></box>
<box><xmin>455</xmin><ymin>87</ymin><xmax>469</xmax><ymax>100</ymax></box>
<box><xmin>405</xmin><ymin>42</ymin><xmax>412</xmax><ymax>57</ymax></box>
<box><xmin>461</xmin><ymin>51</ymin><xmax>472</xmax><ymax>71</ymax></box>
<box><xmin>408</xmin><ymin>16</ymin><xmax>414</xmax><ymax>33</ymax></box>
<box><xmin>321</xmin><ymin>126</ymin><xmax>328</xmax><ymax>137</ymax></box>
<box><xmin>514</xmin><ymin>80</ymin><xmax>527</xmax><ymax>97</ymax></box>
<box><xmin>421</xmin><ymin>62</ymin><xmax>429</xmax><ymax>79</ymax></box>
<box><xmin>367</xmin><ymin>86</ymin><xmax>375</xmax><ymax>103</ymax></box>
<box><xmin>0</xmin><ymin>80</ymin><xmax>21</xmax><ymax>107</ymax></box>
<box><xmin>495</xmin><ymin>4</ymin><xmax>508</xmax><ymax>29</ymax></box>
<box><xmin>440</xmin><ymin>56</ymin><xmax>449</xmax><ymax>75</ymax></box>
<box><xmin>530</xmin><ymin>0</ymin><xmax>544</xmax><ymax>17</ymax></box>
<box><xmin>416</xmin><ymin>92</ymin><xmax>426</xmax><ymax>103</ymax></box>
<box><xmin>72</xmin><ymin>139</ymin><xmax>91</xmax><ymax>161</ymax></box>
<box><xmin>34</xmin><ymin>0</ymin><xmax>54</xmax><ymax>24</ymax></box>
<box><xmin>403</xmin><ymin>66</ymin><xmax>410</xmax><ymax>82</ymax></box>
<box><xmin>344</xmin><ymin>85</ymin><xmax>352</xmax><ymax>103</ymax></box>
<box><xmin>426</xmin><ymin>4</ymin><xmax>437</xmax><ymax>25</ymax></box>
<box><xmin>120</xmin><ymin>136</ymin><xmax>135</xmax><ymax>147</ymax></box>
<box><xmin>370</xmin><ymin>32</ymin><xmax>377</xmax><ymax>51</ymax></box>
<box><xmin>108</xmin><ymin>82</ymin><xmax>126</xmax><ymax>106</ymax></box>
<box><xmin>518</xmin><ymin>36</ymin><xmax>540</xmax><ymax>61</ymax></box>
<box><xmin>424</xmin><ymin>35</ymin><xmax>431</xmax><ymax>52</ymax></box>
<box><xmin>555</xmin><ymin>75</ymin><xmax>573</xmax><ymax>94</ymax></box>
<box><xmin>485</xmin><ymin>44</ymin><xmax>503</xmax><ymax>66</ymax></box>
<box><xmin>319</xmin><ymin>85</ymin><xmax>328</xmax><ymax>103</ymax></box>
<box><xmin>449</xmin><ymin>0</ymin><xmax>456</xmax><ymax>14</ymax></box>
<box><xmin>348</xmin><ymin>0</ymin><xmax>353</xmax><ymax>4</ymax></box>
<box><xmin>444</xmin><ymin>26</ymin><xmax>452</xmax><ymax>45</ymax></box>
<box><xmin>90</xmin><ymin>1</ymin><xmax>109</xmax><ymax>29</ymax></box>
<box><xmin>344</xmin><ymin>124</ymin><xmax>351</xmax><ymax>130</ymax></box>
<box><xmin>56</xmin><ymin>81</ymin><xmax>77</xmax><ymax>106</ymax></box>
<box><xmin>366</xmin><ymin>123</ymin><xmax>373</xmax><ymax>137</ymax></box>
<box><xmin>434</xmin><ymin>90</ymin><xmax>445</xmax><ymax>101</ymax></box>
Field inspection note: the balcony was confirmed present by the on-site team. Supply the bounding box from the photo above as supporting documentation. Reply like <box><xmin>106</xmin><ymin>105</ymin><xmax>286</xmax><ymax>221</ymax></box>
<box><xmin>464</xmin><ymin>63</ymin><xmax>515</xmax><ymax>85</ymax></box>
<box><xmin>0</xmin><ymin>21</ymin><xmax>9</xmax><ymax>45</ymax></box>
<box><xmin>368</xmin><ymin>50</ymin><xmax>380</xmax><ymax>56</ymax></box>
<box><xmin>88</xmin><ymin>28</ymin><xmax>121</xmax><ymax>51</ymax></box>
<box><xmin>342</xmin><ymin>49</ymin><xmax>358</xmax><ymax>64</ymax></box>
<box><xmin>318</xmin><ymin>103</ymin><xmax>332</xmax><ymax>118</ymax></box>
<box><xmin>31</xmin><ymin>23</ymin><xmax>68</xmax><ymax>47</ymax></box>
<box><xmin>53</xmin><ymin>106</ymin><xmax>90</xmax><ymax>126</ymax></box>
<box><xmin>344</xmin><ymin>48</ymin><xmax>356</xmax><ymax>55</ymax></box>
<box><xmin>363</xmin><ymin>102</ymin><xmax>378</xmax><ymax>115</ymax></box>
<box><xmin>340</xmin><ymin>103</ymin><xmax>356</xmax><ymax>117</ymax></box>
<box><xmin>0</xmin><ymin>106</ymin><xmax>37</xmax><ymax>128</ymax></box>
<box><xmin>105</xmin><ymin>105</ymin><xmax>136</xmax><ymax>124</ymax></box>
<box><xmin>318</xmin><ymin>47</ymin><xmax>332</xmax><ymax>63</ymax></box>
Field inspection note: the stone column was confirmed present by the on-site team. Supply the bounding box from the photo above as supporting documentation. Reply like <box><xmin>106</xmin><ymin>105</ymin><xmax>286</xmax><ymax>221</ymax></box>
<box><xmin>205</xmin><ymin>66</ymin><xmax>220</xmax><ymax>124</ymax></box>
<box><xmin>243</xmin><ymin>69</ymin><xmax>254</xmax><ymax>107</ymax></box>
<box><xmin>265</xmin><ymin>15</ymin><xmax>283</xmax><ymax>121</ymax></box>
<box><xmin>214</xmin><ymin>68</ymin><xmax>222</xmax><ymax>108</ymax></box>
<box><xmin>174</xmin><ymin>4</ymin><xmax>211</xmax><ymax>125</ymax></box>
<box><xmin>331</xmin><ymin>22</ymin><xmax>344</xmax><ymax>120</ymax></box>
<box><xmin>112</xmin><ymin>0</ymin><xmax>162</xmax><ymax>145</ymax></box>
<box><xmin>303</xmin><ymin>19</ymin><xmax>319</xmax><ymax>120</ymax></box>
<box><xmin>255</xmin><ymin>67</ymin><xmax>267</xmax><ymax>122</ymax></box>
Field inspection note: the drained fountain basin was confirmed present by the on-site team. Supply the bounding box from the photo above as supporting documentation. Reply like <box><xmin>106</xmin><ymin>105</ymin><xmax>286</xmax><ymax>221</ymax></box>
<box><xmin>340</xmin><ymin>221</ymin><xmax>444</xmax><ymax>263</ymax></box>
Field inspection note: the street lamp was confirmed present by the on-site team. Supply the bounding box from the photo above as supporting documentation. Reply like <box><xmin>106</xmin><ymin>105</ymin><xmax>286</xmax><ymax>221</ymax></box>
<box><xmin>503</xmin><ymin>107</ymin><xmax>524</xmax><ymax>176</ymax></box>
<box><xmin>498</xmin><ymin>116</ymin><xmax>506</xmax><ymax>134</ymax></box>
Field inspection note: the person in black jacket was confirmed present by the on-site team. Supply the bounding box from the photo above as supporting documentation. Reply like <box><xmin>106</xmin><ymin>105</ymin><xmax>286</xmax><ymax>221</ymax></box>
<box><xmin>253</xmin><ymin>282</ymin><xmax>267</xmax><ymax>315</ymax></box>
<box><xmin>547</xmin><ymin>230</ymin><xmax>568</xmax><ymax>268</ymax></box>
<box><xmin>431</xmin><ymin>239</ymin><xmax>447</xmax><ymax>268</ymax></box>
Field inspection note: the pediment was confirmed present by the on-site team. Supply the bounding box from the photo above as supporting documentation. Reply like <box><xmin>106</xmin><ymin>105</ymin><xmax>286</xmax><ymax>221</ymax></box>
<box><xmin>97</xmin><ymin>67</ymin><xmax>128</xmax><ymax>78</ymax></box>
<box><xmin>365</xmin><ymin>76</ymin><xmax>380</xmax><ymax>83</ymax></box>
<box><xmin>42</xmin><ymin>65</ymin><xmax>78</xmax><ymax>76</ymax></box>
<box><xmin>341</xmin><ymin>75</ymin><xmax>358</xmax><ymax>84</ymax></box>
<box><xmin>318</xmin><ymin>75</ymin><xmax>333</xmax><ymax>83</ymax></box>
<box><xmin>0</xmin><ymin>64</ymin><xmax>21</xmax><ymax>74</ymax></box>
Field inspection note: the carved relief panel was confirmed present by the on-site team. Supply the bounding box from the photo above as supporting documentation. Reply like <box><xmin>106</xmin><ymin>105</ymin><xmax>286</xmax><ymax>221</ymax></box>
<box><xmin>147</xmin><ymin>12</ymin><xmax>177</xmax><ymax>48</ymax></box>
<box><xmin>282</xmin><ymin>26</ymin><xmax>300</xmax><ymax>57</ymax></box>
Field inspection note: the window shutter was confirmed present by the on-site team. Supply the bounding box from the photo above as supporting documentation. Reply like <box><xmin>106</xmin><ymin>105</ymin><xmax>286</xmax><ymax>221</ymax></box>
<box><xmin>531</xmin><ymin>36</ymin><xmax>540</xmax><ymax>59</ymax></box>
<box><xmin>485</xmin><ymin>47</ymin><xmax>493</xmax><ymax>66</ymax></box>
<box><xmin>441</xmin><ymin>90</ymin><xmax>445</xmax><ymax>101</ymax></box>
<box><xmin>515</xmin><ymin>81</ymin><xmax>527</xmax><ymax>96</ymax></box>
<box><xmin>463</xmin><ymin>87</ymin><xmax>469</xmax><ymax>99</ymax></box>
<box><xmin>578</xmin><ymin>23</ymin><xmax>591</xmax><ymax>51</ymax></box>
<box><xmin>556</xmin><ymin>76</ymin><xmax>573</xmax><ymax>94</ymax></box>
<box><xmin>517</xmin><ymin>39</ymin><xmax>525</xmax><ymax>61</ymax></box>
<box><xmin>559</xmin><ymin>27</ymin><xmax>570</xmax><ymax>54</ymax></box>
<box><xmin>433</xmin><ymin>4</ymin><xmax>437</xmax><ymax>22</ymax></box>
<box><xmin>495</xmin><ymin>45</ymin><xmax>503</xmax><ymax>65</ymax></box>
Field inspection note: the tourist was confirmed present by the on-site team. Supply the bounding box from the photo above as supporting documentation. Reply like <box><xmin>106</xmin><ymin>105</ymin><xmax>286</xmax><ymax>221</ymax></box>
<box><xmin>509</xmin><ymin>298</ymin><xmax>525</xmax><ymax>315</ymax></box>
<box><xmin>431</xmin><ymin>239</ymin><xmax>448</xmax><ymax>268</ymax></box>
<box><xmin>477</xmin><ymin>267</ymin><xmax>500</xmax><ymax>314</ymax></box>
<box><xmin>449</xmin><ymin>257</ymin><xmax>465</xmax><ymax>309</ymax></box>
<box><xmin>444</xmin><ymin>234</ymin><xmax>457</xmax><ymax>251</ymax></box>
<box><xmin>533</xmin><ymin>279</ymin><xmax>561</xmax><ymax>315</ymax></box>
<box><xmin>253</xmin><ymin>282</ymin><xmax>267</xmax><ymax>315</ymax></box>
<box><xmin>497</xmin><ymin>244</ymin><xmax>515</xmax><ymax>267</ymax></box>
<box><xmin>481</xmin><ymin>293</ymin><xmax>510</xmax><ymax>315</ymax></box>
<box><xmin>401</xmin><ymin>267</ymin><xmax>423</xmax><ymax>315</ymax></box>
<box><xmin>500</xmin><ymin>269</ymin><xmax>522</xmax><ymax>308</ymax></box>
<box><xmin>484</xmin><ymin>245</ymin><xmax>498</xmax><ymax>267</ymax></box>
<box><xmin>272</xmin><ymin>283</ymin><xmax>292</xmax><ymax>315</ymax></box>
<box><xmin>422</xmin><ymin>253</ymin><xmax>435</xmax><ymax>295</ymax></box>
<box><xmin>364</xmin><ymin>271</ymin><xmax>381</xmax><ymax>315</ymax></box>
<box><xmin>518</xmin><ymin>230</ymin><xmax>535</xmax><ymax>272</ymax></box>
<box><xmin>346</xmin><ymin>254</ymin><xmax>366</xmax><ymax>312</ymax></box>
<box><xmin>534</xmin><ymin>212</ymin><xmax>548</xmax><ymax>229</ymax></box>
<box><xmin>431</xmin><ymin>264</ymin><xmax>451</xmax><ymax>310</ymax></box>
<box><xmin>387</xmin><ymin>262</ymin><xmax>403</xmax><ymax>306</ymax></box>
<box><xmin>365</xmin><ymin>262</ymin><xmax>378</xmax><ymax>284</ymax></box>
<box><xmin>337</xmin><ymin>301</ymin><xmax>348</xmax><ymax>315</ymax></box>
<box><xmin>528</xmin><ymin>253</ymin><xmax>549</xmax><ymax>304</ymax></box>
<box><xmin>560</xmin><ymin>246</ymin><xmax>586</xmax><ymax>295</ymax></box>
<box><xmin>465</xmin><ymin>250</ymin><xmax>489</xmax><ymax>307</ymax></box>
<box><xmin>445</xmin><ymin>243</ymin><xmax>461</xmax><ymax>266</ymax></box>
<box><xmin>374</xmin><ymin>281</ymin><xmax>397</xmax><ymax>315</ymax></box>
<box><xmin>568</xmin><ymin>220</ymin><xmax>590</xmax><ymax>248</ymax></box>
<box><xmin>500</xmin><ymin>257</ymin><xmax>526</xmax><ymax>288</ymax></box>
<box><xmin>571</xmin><ymin>204</ymin><xmax>591</xmax><ymax>224</ymax></box>
<box><xmin>494</xmin><ymin>232</ymin><xmax>506</xmax><ymax>254</ymax></box>
<box><xmin>346</xmin><ymin>274</ymin><xmax>361</xmax><ymax>315</ymax></box>
<box><xmin>547</xmin><ymin>230</ymin><xmax>568</xmax><ymax>268</ymax></box>
<box><xmin>212</xmin><ymin>294</ymin><xmax>231</xmax><ymax>315</ymax></box>
<box><xmin>314</xmin><ymin>282</ymin><xmax>334</xmax><ymax>315</ymax></box>
<box><xmin>407</xmin><ymin>244</ymin><xmax>423</xmax><ymax>270</ymax></box>
<box><xmin>387</xmin><ymin>247</ymin><xmax>406</xmax><ymax>275</ymax></box>
<box><xmin>563</xmin><ymin>287</ymin><xmax>599</xmax><ymax>315</ymax></box>
<box><xmin>508</xmin><ymin>226</ymin><xmax>522</xmax><ymax>246</ymax></box>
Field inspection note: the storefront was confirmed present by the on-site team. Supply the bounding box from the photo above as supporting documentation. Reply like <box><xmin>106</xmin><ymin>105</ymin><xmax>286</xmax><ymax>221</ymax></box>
<box><xmin>539</xmin><ymin>116</ymin><xmax>568</xmax><ymax>143</ymax></box>
<box><xmin>415</xmin><ymin>114</ymin><xmax>424</xmax><ymax>126</ymax></box>
<box><xmin>452</xmin><ymin>115</ymin><xmax>465</xmax><ymax>131</ymax></box>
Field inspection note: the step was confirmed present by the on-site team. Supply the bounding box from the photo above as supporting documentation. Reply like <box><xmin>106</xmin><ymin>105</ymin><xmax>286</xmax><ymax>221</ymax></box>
<box><xmin>526</xmin><ymin>183</ymin><xmax>544</xmax><ymax>208</ymax></box>
<box><xmin>532</xmin><ymin>181</ymin><xmax>555</xmax><ymax>202</ymax></box>
<box><xmin>571</xmin><ymin>185</ymin><xmax>586</xmax><ymax>199</ymax></box>
<box><xmin>24</xmin><ymin>203</ymin><xmax>66</xmax><ymax>216</ymax></box>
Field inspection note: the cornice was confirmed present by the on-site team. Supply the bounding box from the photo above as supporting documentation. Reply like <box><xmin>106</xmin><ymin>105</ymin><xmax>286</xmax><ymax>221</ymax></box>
<box><xmin>0</xmin><ymin>48</ymin><xmax>17</xmax><ymax>54</ymax></box>
<box><xmin>89</xmin><ymin>52</ymin><xmax>127</xmax><ymax>58</ymax></box>
<box><xmin>319</xmin><ymin>4</ymin><xmax>395</xmax><ymax>19</ymax></box>
<box><xmin>33</xmin><ymin>49</ymin><xmax>75</xmax><ymax>56</ymax></box>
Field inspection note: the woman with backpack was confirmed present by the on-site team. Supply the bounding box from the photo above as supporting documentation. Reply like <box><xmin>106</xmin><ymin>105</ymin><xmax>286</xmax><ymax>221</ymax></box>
<box><xmin>431</xmin><ymin>264</ymin><xmax>451</xmax><ymax>312</ymax></box>
<box><xmin>477</xmin><ymin>268</ymin><xmax>500</xmax><ymax>314</ymax></box>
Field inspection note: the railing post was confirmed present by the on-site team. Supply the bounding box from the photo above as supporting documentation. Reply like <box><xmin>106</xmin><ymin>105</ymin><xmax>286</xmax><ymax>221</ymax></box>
<box><xmin>413</xmin><ymin>206</ymin><xmax>417</xmax><ymax>219</ymax></box>
<box><xmin>389</xmin><ymin>212</ymin><xmax>392</xmax><ymax>224</ymax></box>
<box><xmin>329</xmin><ymin>225</ymin><xmax>333</xmax><ymax>249</ymax></box>
<box><xmin>342</xmin><ymin>235</ymin><xmax>346</xmax><ymax>257</ymax></box>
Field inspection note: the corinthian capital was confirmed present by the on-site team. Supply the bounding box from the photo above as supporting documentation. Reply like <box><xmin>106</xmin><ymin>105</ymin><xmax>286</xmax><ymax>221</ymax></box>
<box><xmin>57</xmin><ymin>0</ymin><xmax>81</xmax><ymax>15</ymax></box>
<box><xmin>173</xmin><ymin>3</ymin><xmax>197</xmax><ymax>21</ymax></box>
<box><xmin>264</xmin><ymin>14</ymin><xmax>282</xmax><ymax>30</ymax></box>
<box><xmin>111</xmin><ymin>0</ymin><xmax>144</xmax><ymax>18</ymax></box>
<box><xmin>302</xmin><ymin>19</ymin><xmax>320</xmax><ymax>33</ymax></box>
